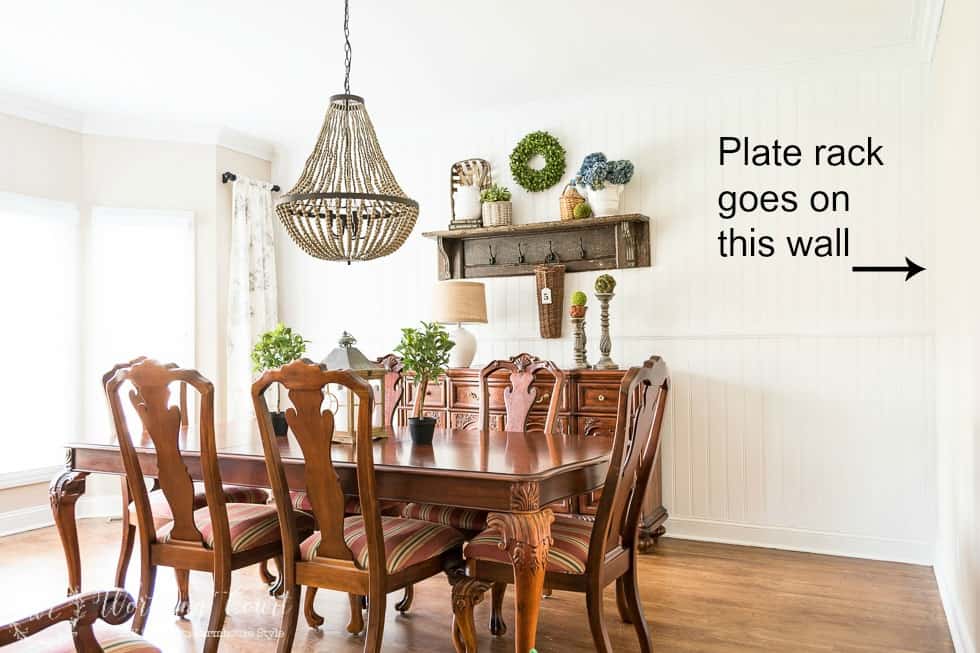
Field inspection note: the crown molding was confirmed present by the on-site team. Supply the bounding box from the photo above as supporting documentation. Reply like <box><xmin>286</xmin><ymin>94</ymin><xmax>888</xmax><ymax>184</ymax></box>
<box><xmin>0</xmin><ymin>90</ymin><xmax>84</xmax><ymax>132</ymax></box>
<box><xmin>0</xmin><ymin>91</ymin><xmax>275</xmax><ymax>162</ymax></box>
<box><xmin>915</xmin><ymin>0</ymin><xmax>945</xmax><ymax>62</ymax></box>
<box><xmin>216</xmin><ymin>126</ymin><xmax>276</xmax><ymax>162</ymax></box>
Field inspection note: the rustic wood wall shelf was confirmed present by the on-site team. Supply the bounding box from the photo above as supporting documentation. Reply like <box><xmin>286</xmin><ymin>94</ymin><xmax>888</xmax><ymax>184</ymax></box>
<box><xmin>423</xmin><ymin>214</ymin><xmax>651</xmax><ymax>280</ymax></box>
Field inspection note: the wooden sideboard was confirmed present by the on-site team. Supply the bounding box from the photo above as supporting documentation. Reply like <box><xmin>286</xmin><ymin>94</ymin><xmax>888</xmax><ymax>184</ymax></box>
<box><xmin>394</xmin><ymin>366</ymin><xmax>668</xmax><ymax>551</ymax></box>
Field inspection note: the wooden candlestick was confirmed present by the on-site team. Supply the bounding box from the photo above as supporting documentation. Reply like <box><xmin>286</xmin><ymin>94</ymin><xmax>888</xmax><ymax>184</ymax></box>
<box><xmin>571</xmin><ymin>308</ymin><xmax>590</xmax><ymax>370</ymax></box>
<box><xmin>594</xmin><ymin>292</ymin><xmax>619</xmax><ymax>370</ymax></box>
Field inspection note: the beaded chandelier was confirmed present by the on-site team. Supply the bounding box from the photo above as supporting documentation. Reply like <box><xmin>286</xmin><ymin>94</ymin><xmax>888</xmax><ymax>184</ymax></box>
<box><xmin>276</xmin><ymin>0</ymin><xmax>419</xmax><ymax>263</ymax></box>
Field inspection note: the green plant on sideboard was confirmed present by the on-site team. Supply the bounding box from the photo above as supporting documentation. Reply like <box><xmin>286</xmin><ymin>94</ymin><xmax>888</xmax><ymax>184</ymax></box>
<box><xmin>394</xmin><ymin>321</ymin><xmax>454</xmax><ymax>418</ymax></box>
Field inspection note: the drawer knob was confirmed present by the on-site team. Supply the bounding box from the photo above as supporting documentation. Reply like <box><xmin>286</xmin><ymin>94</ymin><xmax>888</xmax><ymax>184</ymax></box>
<box><xmin>597</xmin><ymin>394</ymin><xmax>606</xmax><ymax>402</ymax></box>
<box><xmin>469</xmin><ymin>391</ymin><xmax>478</xmax><ymax>400</ymax></box>
<box><xmin>535</xmin><ymin>391</ymin><xmax>551</xmax><ymax>404</ymax></box>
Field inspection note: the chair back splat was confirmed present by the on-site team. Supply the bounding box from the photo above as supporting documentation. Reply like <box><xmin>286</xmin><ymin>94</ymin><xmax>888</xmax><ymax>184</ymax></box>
<box><xmin>591</xmin><ymin>355</ymin><xmax>669</xmax><ymax>560</ymax></box>
<box><xmin>375</xmin><ymin>353</ymin><xmax>404</xmax><ymax>428</ymax></box>
<box><xmin>478</xmin><ymin>353</ymin><xmax>565</xmax><ymax>435</ymax></box>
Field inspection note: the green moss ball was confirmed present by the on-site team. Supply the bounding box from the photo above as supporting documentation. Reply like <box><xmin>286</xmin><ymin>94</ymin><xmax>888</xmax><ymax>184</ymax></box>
<box><xmin>595</xmin><ymin>274</ymin><xmax>617</xmax><ymax>294</ymax></box>
<box><xmin>573</xmin><ymin>202</ymin><xmax>592</xmax><ymax>219</ymax></box>
<box><xmin>571</xmin><ymin>291</ymin><xmax>588</xmax><ymax>306</ymax></box>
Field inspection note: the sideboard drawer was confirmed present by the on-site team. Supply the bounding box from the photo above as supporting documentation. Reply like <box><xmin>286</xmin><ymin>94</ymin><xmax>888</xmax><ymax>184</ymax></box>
<box><xmin>576</xmin><ymin>415</ymin><xmax>618</xmax><ymax>438</ymax></box>
<box><xmin>452</xmin><ymin>381</ymin><xmax>566</xmax><ymax>413</ymax></box>
<box><xmin>405</xmin><ymin>380</ymin><xmax>446</xmax><ymax>408</ymax></box>
<box><xmin>577</xmin><ymin>383</ymin><xmax>617</xmax><ymax>413</ymax></box>
<box><xmin>450</xmin><ymin>382</ymin><xmax>482</xmax><ymax>409</ymax></box>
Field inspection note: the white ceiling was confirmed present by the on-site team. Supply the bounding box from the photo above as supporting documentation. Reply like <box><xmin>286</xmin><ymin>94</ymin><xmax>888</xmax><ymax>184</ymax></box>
<box><xmin>0</xmin><ymin>0</ymin><xmax>930</xmax><ymax>151</ymax></box>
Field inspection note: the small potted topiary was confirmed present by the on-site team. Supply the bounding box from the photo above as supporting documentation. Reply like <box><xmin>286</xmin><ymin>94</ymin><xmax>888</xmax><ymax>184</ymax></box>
<box><xmin>570</xmin><ymin>291</ymin><xmax>588</xmax><ymax>318</ymax></box>
<box><xmin>394</xmin><ymin>321</ymin><xmax>454</xmax><ymax>444</ymax></box>
<box><xmin>480</xmin><ymin>184</ymin><xmax>513</xmax><ymax>227</ymax></box>
<box><xmin>572</xmin><ymin>152</ymin><xmax>635</xmax><ymax>216</ymax></box>
<box><xmin>252</xmin><ymin>323</ymin><xmax>309</xmax><ymax>436</ymax></box>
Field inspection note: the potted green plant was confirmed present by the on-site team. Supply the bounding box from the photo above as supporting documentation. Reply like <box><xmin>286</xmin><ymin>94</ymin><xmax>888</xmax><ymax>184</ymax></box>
<box><xmin>394</xmin><ymin>321</ymin><xmax>454</xmax><ymax>444</ymax></box>
<box><xmin>570</xmin><ymin>291</ymin><xmax>588</xmax><ymax>318</ymax></box>
<box><xmin>480</xmin><ymin>183</ymin><xmax>513</xmax><ymax>227</ymax></box>
<box><xmin>252</xmin><ymin>323</ymin><xmax>308</xmax><ymax>436</ymax></box>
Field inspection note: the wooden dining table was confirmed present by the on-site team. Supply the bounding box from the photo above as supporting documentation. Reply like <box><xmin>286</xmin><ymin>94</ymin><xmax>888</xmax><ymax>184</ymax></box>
<box><xmin>50</xmin><ymin>424</ymin><xmax>613</xmax><ymax>653</ymax></box>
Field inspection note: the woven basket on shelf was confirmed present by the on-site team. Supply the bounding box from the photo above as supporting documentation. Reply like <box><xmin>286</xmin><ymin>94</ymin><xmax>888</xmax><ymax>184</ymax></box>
<box><xmin>560</xmin><ymin>185</ymin><xmax>585</xmax><ymax>221</ymax></box>
<box><xmin>482</xmin><ymin>201</ymin><xmax>513</xmax><ymax>227</ymax></box>
<box><xmin>534</xmin><ymin>264</ymin><xmax>565</xmax><ymax>339</ymax></box>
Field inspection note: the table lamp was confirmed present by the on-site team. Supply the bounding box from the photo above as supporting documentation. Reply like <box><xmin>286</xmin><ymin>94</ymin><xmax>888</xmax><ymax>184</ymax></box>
<box><xmin>433</xmin><ymin>281</ymin><xmax>487</xmax><ymax>368</ymax></box>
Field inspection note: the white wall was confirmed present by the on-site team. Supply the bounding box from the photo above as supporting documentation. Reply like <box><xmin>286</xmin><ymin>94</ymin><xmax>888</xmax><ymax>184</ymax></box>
<box><xmin>275</xmin><ymin>63</ymin><xmax>936</xmax><ymax>563</ymax></box>
<box><xmin>931</xmin><ymin>0</ymin><xmax>979</xmax><ymax>649</ymax></box>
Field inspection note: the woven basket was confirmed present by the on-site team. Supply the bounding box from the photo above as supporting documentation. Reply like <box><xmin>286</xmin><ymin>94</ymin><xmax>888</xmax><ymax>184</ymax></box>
<box><xmin>534</xmin><ymin>264</ymin><xmax>565</xmax><ymax>339</ymax></box>
<box><xmin>559</xmin><ymin>185</ymin><xmax>585</xmax><ymax>221</ymax></box>
<box><xmin>482</xmin><ymin>201</ymin><xmax>513</xmax><ymax>227</ymax></box>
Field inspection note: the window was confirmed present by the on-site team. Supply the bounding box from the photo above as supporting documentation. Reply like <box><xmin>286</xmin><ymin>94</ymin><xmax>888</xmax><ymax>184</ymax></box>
<box><xmin>84</xmin><ymin>208</ymin><xmax>195</xmax><ymax>439</ymax></box>
<box><xmin>0</xmin><ymin>197</ymin><xmax>195</xmax><ymax>479</ymax></box>
<box><xmin>0</xmin><ymin>193</ymin><xmax>80</xmax><ymax>476</ymax></box>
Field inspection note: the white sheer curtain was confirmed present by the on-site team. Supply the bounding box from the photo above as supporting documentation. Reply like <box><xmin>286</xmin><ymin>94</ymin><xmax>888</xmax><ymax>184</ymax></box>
<box><xmin>227</xmin><ymin>178</ymin><xmax>278</xmax><ymax>428</ymax></box>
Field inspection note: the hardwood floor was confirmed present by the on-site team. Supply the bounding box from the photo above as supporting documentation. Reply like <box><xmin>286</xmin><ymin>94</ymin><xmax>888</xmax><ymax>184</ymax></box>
<box><xmin>0</xmin><ymin>519</ymin><xmax>952</xmax><ymax>652</ymax></box>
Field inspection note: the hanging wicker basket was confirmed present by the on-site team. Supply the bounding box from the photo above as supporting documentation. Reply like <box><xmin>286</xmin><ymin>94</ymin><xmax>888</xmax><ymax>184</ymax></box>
<box><xmin>560</xmin><ymin>184</ymin><xmax>585</xmax><ymax>221</ymax></box>
<box><xmin>534</xmin><ymin>264</ymin><xmax>565</xmax><ymax>338</ymax></box>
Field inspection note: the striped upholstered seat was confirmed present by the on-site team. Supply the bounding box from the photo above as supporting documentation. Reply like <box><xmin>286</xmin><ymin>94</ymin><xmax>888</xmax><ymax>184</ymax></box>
<box><xmin>300</xmin><ymin>516</ymin><xmax>464</xmax><ymax>574</ymax></box>
<box><xmin>464</xmin><ymin>515</ymin><xmax>593</xmax><ymax>575</ymax></box>
<box><xmin>156</xmin><ymin>503</ymin><xmax>312</xmax><ymax>553</ymax></box>
<box><xmin>400</xmin><ymin>502</ymin><xmax>488</xmax><ymax>532</ymax></box>
<box><xmin>50</xmin><ymin>623</ymin><xmax>162</xmax><ymax>652</ymax></box>
<box><xmin>288</xmin><ymin>490</ymin><xmax>402</xmax><ymax>517</ymax></box>
<box><xmin>129</xmin><ymin>483</ymin><xmax>269</xmax><ymax>527</ymax></box>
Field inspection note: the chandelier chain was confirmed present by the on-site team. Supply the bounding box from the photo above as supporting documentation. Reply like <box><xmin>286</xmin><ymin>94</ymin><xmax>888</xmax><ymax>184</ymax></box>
<box><xmin>343</xmin><ymin>0</ymin><xmax>352</xmax><ymax>96</ymax></box>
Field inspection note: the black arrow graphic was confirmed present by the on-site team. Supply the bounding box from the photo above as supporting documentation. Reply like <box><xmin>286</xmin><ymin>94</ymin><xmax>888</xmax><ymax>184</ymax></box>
<box><xmin>852</xmin><ymin>257</ymin><xmax>926</xmax><ymax>281</ymax></box>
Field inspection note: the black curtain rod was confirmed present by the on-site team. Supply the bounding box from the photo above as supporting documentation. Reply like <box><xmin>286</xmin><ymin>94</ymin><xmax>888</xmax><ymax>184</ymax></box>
<box><xmin>222</xmin><ymin>171</ymin><xmax>280</xmax><ymax>193</ymax></box>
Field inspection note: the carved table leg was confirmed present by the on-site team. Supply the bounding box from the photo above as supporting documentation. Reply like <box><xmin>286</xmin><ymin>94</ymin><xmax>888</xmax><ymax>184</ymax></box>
<box><xmin>487</xmin><ymin>508</ymin><xmax>555</xmax><ymax>653</ymax></box>
<box><xmin>49</xmin><ymin>469</ymin><xmax>89</xmax><ymax>596</ymax></box>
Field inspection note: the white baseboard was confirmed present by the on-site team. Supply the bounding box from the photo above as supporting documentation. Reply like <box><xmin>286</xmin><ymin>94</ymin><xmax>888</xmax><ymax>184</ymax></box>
<box><xmin>0</xmin><ymin>497</ymin><xmax>121</xmax><ymax>538</ymax></box>
<box><xmin>664</xmin><ymin>517</ymin><xmax>934</xmax><ymax>565</ymax></box>
<box><xmin>77</xmin><ymin>496</ymin><xmax>122</xmax><ymax>521</ymax></box>
<box><xmin>935</xmin><ymin>560</ymin><xmax>975</xmax><ymax>653</ymax></box>
<box><xmin>0</xmin><ymin>504</ymin><xmax>56</xmax><ymax>537</ymax></box>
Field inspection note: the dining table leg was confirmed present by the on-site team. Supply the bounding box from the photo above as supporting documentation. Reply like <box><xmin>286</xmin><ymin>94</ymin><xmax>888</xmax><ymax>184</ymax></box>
<box><xmin>49</xmin><ymin>469</ymin><xmax>88</xmax><ymax>596</ymax></box>
<box><xmin>486</xmin><ymin>508</ymin><xmax>555</xmax><ymax>653</ymax></box>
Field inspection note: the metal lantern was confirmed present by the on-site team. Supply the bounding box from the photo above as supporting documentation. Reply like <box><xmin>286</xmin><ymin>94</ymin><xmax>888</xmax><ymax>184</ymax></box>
<box><xmin>276</xmin><ymin>0</ymin><xmax>419</xmax><ymax>263</ymax></box>
<box><xmin>322</xmin><ymin>332</ymin><xmax>386</xmax><ymax>441</ymax></box>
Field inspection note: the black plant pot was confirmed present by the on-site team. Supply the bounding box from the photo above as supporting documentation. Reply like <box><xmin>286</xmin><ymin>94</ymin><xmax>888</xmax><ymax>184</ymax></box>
<box><xmin>271</xmin><ymin>411</ymin><xmax>289</xmax><ymax>437</ymax></box>
<box><xmin>408</xmin><ymin>416</ymin><xmax>436</xmax><ymax>445</ymax></box>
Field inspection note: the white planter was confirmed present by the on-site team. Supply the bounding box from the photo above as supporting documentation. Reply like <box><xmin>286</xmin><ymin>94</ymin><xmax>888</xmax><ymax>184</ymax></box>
<box><xmin>454</xmin><ymin>185</ymin><xmax>482</xmax><ymax>220</ymax></box>
<box><xmin>580</xmin><ymin>183</ymin><xmax>624</xmax><ymax>217</ymax></box>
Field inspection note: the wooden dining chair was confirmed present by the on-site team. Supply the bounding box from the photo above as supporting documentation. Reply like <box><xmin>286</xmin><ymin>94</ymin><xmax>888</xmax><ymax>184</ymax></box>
<box><xmin>104</xmin><ymin>358</ymin><xmax>271</xmax><ymax>616</ymax></box>
<box><xmin>295</xmin><ymin>353</ymin><xmax>411</xmax><ymax>627</ymax></box>
<box><xmin>452</xmin><ymin>355</ymin><xmax>669</xmax><ymax>653</ymax></box>
<box><xmin>0</xmin><ymin>589</ymin><xmax>160</xmax><ymax>652</ymax></box>
<box><xmin>105</xmin><ymin>359</ymin><xmax>312</xmax><ymax>653</ymax></box>
<box><xmin>252</xmin><ymin>359</ymin><xmax>467</xmax><ymax>652</ymax></box>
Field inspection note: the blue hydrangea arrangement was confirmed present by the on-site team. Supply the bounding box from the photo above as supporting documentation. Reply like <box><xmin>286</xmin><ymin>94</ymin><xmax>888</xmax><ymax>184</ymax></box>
<box><xmin>572</xmin><ymin>152</ymin><xmax>634</xmax><ymax>190</ymax></box>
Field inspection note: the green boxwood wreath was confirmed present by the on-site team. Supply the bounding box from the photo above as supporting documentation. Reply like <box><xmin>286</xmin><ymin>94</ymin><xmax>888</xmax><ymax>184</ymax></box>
<box><xmin>509</xmin><ymin>131</ymin><xmax>566</xmax><ymax>192</ymax></box>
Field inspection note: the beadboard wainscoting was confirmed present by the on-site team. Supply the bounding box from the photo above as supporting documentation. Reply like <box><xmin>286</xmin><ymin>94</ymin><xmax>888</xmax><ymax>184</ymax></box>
<box><xmin>274</xmin><ymin>63</ymin><xmax>935</xmax><ymax>563</ymax></box>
